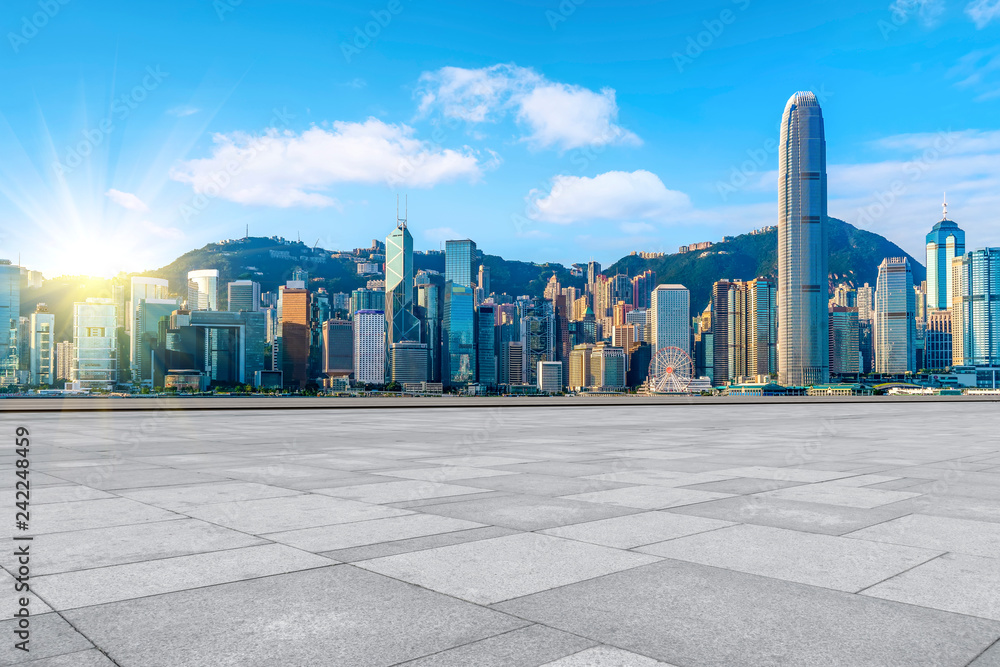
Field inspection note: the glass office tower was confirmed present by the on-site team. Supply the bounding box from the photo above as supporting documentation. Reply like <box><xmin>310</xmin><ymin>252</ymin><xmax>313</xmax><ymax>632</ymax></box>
<box><xmin>952</xmin><ymin>248</ymin><xmax>1000</xmax><ymax>366</ymax></box>
<box><xmin>386</xmin><ymin>221</ymin><xmax>421</xmax><ymax>346</ymax></box>
<box><xmin>778</xmin><ymin>91</ymin><xmax>829</xmax><ymax>385</ymax></box>
<box><xmin>445</xmin><ymin>240</ymin><xmax>477</xmax><ymax>288</ymax></box>
<box><xmin>443</xmin><ymin>283</ymin><xmax>476</xmax><ymax>386</ymax></box>
<box><xmin>874</xmin><ymin>257</ymin><xmax>916</xmax><ymax>374</ymax></box>
<box><xmin>925</xmin><ymin>202</ymin><xmax>965</xmax><ymax>311</ymax></box>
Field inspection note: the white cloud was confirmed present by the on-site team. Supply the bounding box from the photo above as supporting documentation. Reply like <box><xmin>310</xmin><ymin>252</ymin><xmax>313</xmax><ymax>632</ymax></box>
<box><xmin>966</xmin><ymin>0</ymin><xmax>1000</xmax><ymax>27</ymax></box>
<box><xmin>949</xmin><ymin>48</ymin><xmax>1000</xmax><ymax>101</ymax></box>
<box><xmin>527</xmin><ymin>170</ymin><xmax>691</xmax><ymax>224</ymax></box>
<box><xmin>171</xmin><ymin>118</ymin><xmax>487</xmax><ymax>208</ymax></box>
<box><xmin>416</xmin><ymin>64</ymin><xmax>640</xmax><ymax>151</ymax></box>
<box><xmin>105</xmin><ymin>189</ymin><xmax>149</xmax><ymax>212</ymax></box>
<box><xmin>889</xmin><ymin>0</ymin><xmax>945</xmax><ymax>26</ymax></box>
<box><xmin>167</xmin><ymin>106</ymin><xmax>201</xmax><ymax>117</ymax></box>
<box><xmin>422</xmin><ymin>226</ymin><xmax>463</xmax><ymax>244</ymax></box>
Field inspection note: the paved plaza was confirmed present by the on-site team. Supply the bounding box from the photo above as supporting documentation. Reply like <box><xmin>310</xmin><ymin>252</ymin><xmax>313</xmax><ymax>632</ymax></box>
<box><xmin>3</xmin><ymin>401</ymin><xmax>1000</xmax><ymax>666</ymax></box>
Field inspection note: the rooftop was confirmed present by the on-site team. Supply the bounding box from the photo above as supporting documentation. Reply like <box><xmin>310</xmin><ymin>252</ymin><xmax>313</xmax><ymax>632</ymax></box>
<box><xmin>5</xmin><ymin>401</ymin><xmax>1000</xmax><ymax>666</ymax></box>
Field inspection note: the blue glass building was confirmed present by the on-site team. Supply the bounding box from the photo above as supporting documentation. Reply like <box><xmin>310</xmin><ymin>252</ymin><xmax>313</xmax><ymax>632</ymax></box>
<box><xmin>443</xmin><ymin>283</ymin><xmax>476</xmax><ymax>386</ymax></box>
<box><xmin>925</xmin><ymin>202</ymin><xmax>965</xmax><ymax>311</ymax></box>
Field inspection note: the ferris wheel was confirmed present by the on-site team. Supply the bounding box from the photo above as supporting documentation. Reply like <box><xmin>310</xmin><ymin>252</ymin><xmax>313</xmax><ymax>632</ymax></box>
<box><xmin>648</xmin><ymin>346</ymin><xmax>694</xmax><ymax>393</ymax></box>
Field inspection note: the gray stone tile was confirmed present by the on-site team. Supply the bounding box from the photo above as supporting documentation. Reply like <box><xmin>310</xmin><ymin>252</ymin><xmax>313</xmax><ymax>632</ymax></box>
<box><xmin>541</xmin><ymin>646</ymin><xmax>677</xmax><ymax>666</ymax></box>
<box><xmin>581</xmin><ymin>471</ymin><xmax>734</xmax><ymax>487</ymax></box>
<box><xmin>375</xmin><ymin>466</ymin><xmax>518</xmax><ymax>481</ymax></box>
<box><xmin>0</xmin><ymin>613</ymin><xmax>93</xmax><ymax>665</ymax></box>
<box><xmin>63</xmin><ymin>566</ymin><xmax>528</xmax><ymax>667</ymax></box>
<box><xmin>637</xmin><ymin>523</ymin><xmax>942</xmax><ymax>592</ymax></box>
<box><xmin>863</xmin><ymin>553</ymin><xmax>1000</xmax><ymax>620</ymax></box>
<box><xmin>846</xmin><ymin>514</ymin><xmax>1000</xmax><ymax>557</ymax></box>
<box><xmin>19</xmin><ymin>649</ymin><xmax>117</xmax><ymax>666</ymax></box>
<box><xmin>494</xmin><ymin>559</ymin><xmax>1000</xmax><ymax>667</ymax></box>
<box><xmin>29</xmin><ymin>486</ymin><xmax>115</xmax><ymax>505</ymax></box>
<box><xmin>1</xmin><ymin>569</ymin><xmax>54</xmax><ymax>615</ymax></box>
<box><xmin>263</xmin><ymin>514</ymin><xmax>485</xmax><ymax>551</ymax></box>
<box><xmin>417</xmin><ymin>494</ymin><xmax>643</xmax><ymax>531</ymax></box>
<box><xmin>182</xmin><ymin>493</ymin><xmax>413</xmax><ymax>533</ymax></box>
<box><xmin>356</xmin><ymin>532</ymin><xmax>660</xmax><ymax>604</ymax></box>
<box><xmin>313</xmin><ymin>480</ymin><xmax>491</xmax><ymax>504</ymax></box>
<box><xmin>32</xmin><ymin>543</ymin><xmax>333</xmax><ymax>610</ymax></box>
<box><xmin>460</xmin><ymin>473</ymin><xmax>633</xmax><ymax>497</ymax></box>
<box><xmin>419</xmin><ymin>455</ymin><xmax>541</xmax><ymax>467</ymax></box>
<box><xmin>45</xmin><ymin>467</ymin><xmax>230</xmax><ymax>490</ymax></box>
<box><xmin>678</xmin><ymin>476</ymin><xmax>804</xmax><ymax>495</ymax></box>
<box><xmin>114</xmin><ymin>481</ymin><xmax>301</xmax><ymax>510</ymax></box>
<box><xmin>669</xmin><ymin>494</ymin><xmax>913</xmax><ymax>535</ymax></box>
<box><xmin>321</xmin><ymin>526</ymin><xmax>521</xmax><ymax>562</ymax></box>
<box><xmin>713</xmin><ymin>466</ymin><xmax>855</xmax><ymax>482</ymax></box>
<box><xmin>397</xmin><ymin>625</ymin><xmax>595</xmax><ymax>666</ymax></box>
<box><xmin>606</xmin><ymin>450</ymin><xmax>707</xmax><ymax>460</ymax></box>
<box><xmin>0</xmin><ymin>498</ymin><xmax>179</xmax><ymax>537</ymax></box>
<box><xmin>969</xmin><ymin>640</ymin><xmax>1000</xmax><ymax>666</ymax></box>
<box><xmin>755</xmin><ymin>482</ymin><xmax>922</xmax><ymax>508</ymax></box>
<box><xmin>493</xmin><ymin>461</ymin><xmax>616</xmax><ymax>477</ymax></box>
<box><xmin>563</xmin><ymin>486</ymin><xmax>732</xmax><ymax>510</ymax></box>
<box><xmin>1</xmin><ymin>518</ymin><xmax>264</xmax><ymax>576</ymax></box>
<box><xmin>540</xmin><ymin>511</ymin><xmax>734</xmax><ymax>549</ymax></box>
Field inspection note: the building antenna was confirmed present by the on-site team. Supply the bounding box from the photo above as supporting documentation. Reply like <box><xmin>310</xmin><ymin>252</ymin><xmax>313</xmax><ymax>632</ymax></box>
<box><xmin>396</xmin><ymin>194</ymin><xmax>408</xmax><ymax>229</ymax></box>
<box><xmin>942</xmin><ymin>192</ymin><xmax>948</xmax><ymax>220</ymax></box>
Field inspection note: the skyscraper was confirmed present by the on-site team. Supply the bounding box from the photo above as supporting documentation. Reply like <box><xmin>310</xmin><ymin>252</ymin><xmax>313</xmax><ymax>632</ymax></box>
<box><xmin>227</xmin><ymin>280</ymin><xmax>261</xmax><ymax>312</ymax></box>
<box><xmin>650</xmin><ymin>284</ymin><xmax>690</xmax><ymax>357</ymax></box>
<box><xmin>476</xmin><ymin>303</ymin><xmax>497</xmax><ymax>386</ymax></box>
<box><xmin>724</xmin><ymin>279</ymin><xmax>778</xmax><ymax>382</ymax></box>
<box><xmin>478</xmin><ymin>264</ymin><xmax>491</xmax><ymax>299</ymax></box>
<box><xmin>0</xmin><ymin>260</ymin><xmax>21</xmax><ymax>383</ymax></box>
<box><xmin>442</xmin><ymin>283</ymin><xmax>476</xmax><ymax>386</ymax></box>
<box><xmin>415</xmin><ymin>271</ymin><xmax>444</xmax><ymax>382</ymax></box>
<box><xmin>187</xmin><ymin>270</ymin><xmax>219</xmax><ymax>311</ymax></box>
<box><xmin>353</xmin><ymin>310</ymin><xmax>386</xmax><ymax>384</ymax></box>
<box><xmin>874</xmin><ymin>257</ymin><xmax>916</xmax><ymax>374</ymax></box>
<box><xmin>828</xmin><ymin>306</ymin><xmax>860</xmax><ymax>376</ymax></box>
<box><xmin>322</xmin><ymin>319</ymin><xmax>353</xmax><ymax>377</ymax></box>
<box><xmin>29</xmin><ymin>304</ymin><xmax>55</xmax><ymax>386</ymax></box>
<box><xmin>73</xmin><ymin>298</ymin><xmax>118</xmax><ymax>391</ymax></box>
<box><xmin>778</xmin><ymin>91</ymin><xmax>829</xmax><ymax>385</ymax></box>
<box><xmin>56</xmin><ymin>340</ymin><xmax>74</xmax><ymax>382</ymax></box>
<box><xmin>386</xmin><ymin>219</ymin><xmax>421</xmax><ymax>348</ymax></box>
<box><xmin>445</xmin><ymin>240</ymin><xmax>477</xmax><ymax>288</ymax></box>
<box><xmin>926</xmin><ymin>198</ymin><xmax>965</xmax><ymax>311</ymax></box>
<box><xmin>279</xmin><ymin>284</ymin><xmax>310</xmax><ymax>388</ymax></box>
<box><xmin>951</xmin><ymin>248</ymin><xmax>1000</xmax><ymax>367</ymax></box>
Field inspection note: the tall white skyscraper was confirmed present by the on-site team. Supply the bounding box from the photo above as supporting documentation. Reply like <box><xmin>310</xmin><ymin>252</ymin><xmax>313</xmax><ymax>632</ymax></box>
<box><xmin>73</xmin><ymin>298</ymin><xmax>118</xmax><ymax>391</ymax></box>
<box><xmin>874</xmin><ymin>257</ymin><xmax>916</xmax><ymax>374</ymax></box>
<box><xmin>353</xmin><ymin>309</ymin><xmax>386</xmax><ymax>384</ymax></box>
<box><xmin>0</xmin><ymin>260</ymin><xmax>21</xmax><ymax>382</ymax></box>
<box><xmin>650</xmin><ymin>284</ymin><xmax>690</xmax><ymax>357</ymax></box>
<box><xmin>778</xmin><ymin>91</ymin><xmax>829</xmax><ymax>386</ymax></box>
<box><xmin>187</xmin><ymin>270</ymin><xmax>219</xmax><ymax>311</ymax></box>
<box><xmin>29</xmin><ymin>305</ymin><xmax>55</xmax><ymax>386</ymax></box>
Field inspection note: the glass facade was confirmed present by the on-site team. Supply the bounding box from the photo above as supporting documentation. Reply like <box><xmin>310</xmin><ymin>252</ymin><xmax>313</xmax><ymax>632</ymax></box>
<box><xmin>926</xmin><ymin>217</ymin><xmax>964</xmax><ymax>311</ymax></box>
<box><xmin>445</xmin><ymin>240</ymin><xmax>477</xmax><ymax>288</ymax></box>
<box><xmin>778</xmin><ymin>91</ymin><xmax>829</xmax><ymax>385</ymax></box>
<box><xmin>952</xmin><ymin>248</ymin><xmax>1000</xmax><ymax>366</ymax></box>
<box><xmin>73</xmin><ymin>298</ymin><xmax>118</xmax><ymax>390</ymax></box>
<box><xmin>386</xmin><ymin>223</ymin><xmax>421</xmax><ymax>348</ymax></box>
<box><xmin>443</xmin><ymin>283</ymin><xmax>476</xmax><ymax>386</ymax></box>
<box><xmin>874</xmin><ymin>258</ymin><xmax>916</xmax><ymax>373</ymax></box>
<box><xmin>476</xmin><ymin>303</ymin><xmax>497</xmax><ymax>386</ymax></box>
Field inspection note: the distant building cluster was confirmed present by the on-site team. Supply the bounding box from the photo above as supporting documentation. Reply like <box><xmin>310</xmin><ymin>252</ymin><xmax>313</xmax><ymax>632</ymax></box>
<box><xmin>3</xmin><ymin>93</ymin><xmax>999</xmax><ymax>396</ymax></box>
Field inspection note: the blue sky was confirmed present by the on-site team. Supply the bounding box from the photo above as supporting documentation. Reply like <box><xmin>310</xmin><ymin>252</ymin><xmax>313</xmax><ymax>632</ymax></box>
<box><xmin>1</xmin><ymin>0</ymin><xmax>998</xmax><ymax>277</ymax></box>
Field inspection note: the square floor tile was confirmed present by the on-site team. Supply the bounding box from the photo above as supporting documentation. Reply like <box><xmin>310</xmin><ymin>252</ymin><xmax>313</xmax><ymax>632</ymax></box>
<box><xmin>540</xmin><ymin>512</ymin><xmax>733</xmax><ymax>549</ymax></box>
<box><xmin>863</xmin><ymin>553</ymin><xmax>1000</xmax><ymax>620</ymax></box>
<box><xmin>562</xmin><ymin>486</ymin><xmax>731</xmax><ymax>511</ymax></box>
<box><xmin>637</xmin><ymin>523</ymin><xmax>941</xmax><ymax>592</ymax></box>
<box><xmin>355</xmin><ymin>532</ymin><xmax>660</xmax><ymax>604</ymax></box>
<box><xmin>417</xmin><ymin>494</ymin><xmax>643</xmax><ymax>531</ymax></box>
<box><xmin>756</xmin><ymin>483</ymin><xmax>921</xmax><ymax>509</ymax></box>
<box><xmin>63</xmin><ymin>566</ymin><xmax>528</xmax><ymax>667</ymax></box>
<box><xmin>846</xmin><ymin>514</ymin><xmax>1000</xmax><ymax>558</ymax></box>
<box><xmin>541</xmin><ymin>646</ymin><xmax>677</xmax><ymax>666</ymax></box>
<box><xmin>264</xmin><ymin>514</ymin><xmax>485</xmax><ymax>551</ymax></box>
<box><xmin>314</xmin><ymin>480</ymin><xmax>490</xmax><ymax>504</ymax></box>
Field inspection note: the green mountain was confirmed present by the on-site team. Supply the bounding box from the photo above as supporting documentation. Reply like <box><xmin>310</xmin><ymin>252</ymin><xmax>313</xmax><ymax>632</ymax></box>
<box><xmin>23</xmin><ymin>217</ymin><xmax>923</xmax><ymax>342</ymax></box>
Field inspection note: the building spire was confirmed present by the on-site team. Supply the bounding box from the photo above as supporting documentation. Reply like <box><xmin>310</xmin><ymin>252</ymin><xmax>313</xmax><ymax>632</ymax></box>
<box><xmin>942</xmin><ymin>192</ymin><xmax>948</xmax><ymax>220</ymax></box>
<box><xmin>396</xmin><ymin>194</ymin><xmax>408</xmax><ymax>229</ymax></box>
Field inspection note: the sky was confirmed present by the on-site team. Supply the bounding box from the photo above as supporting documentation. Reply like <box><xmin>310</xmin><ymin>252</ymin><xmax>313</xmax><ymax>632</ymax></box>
<box><xmin>0</xmin><ymin>0</ymin><xmax>998</xmax><ymax>278</ymax></box>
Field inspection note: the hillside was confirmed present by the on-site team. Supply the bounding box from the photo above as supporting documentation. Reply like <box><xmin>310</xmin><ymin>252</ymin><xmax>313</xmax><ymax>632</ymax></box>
<box><xmin>606</xmin><ymin>217</ymin><xmax>925</xmax><ymax>313</ymax></box>
<box><xmin>24</xmin><ymin>218</ymin><xmax>924</xmax><ymax>341</ymax></box>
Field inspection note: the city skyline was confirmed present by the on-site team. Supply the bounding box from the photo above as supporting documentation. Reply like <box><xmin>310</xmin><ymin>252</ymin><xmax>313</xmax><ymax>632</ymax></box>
<box><xmin>2</xmin><ymin>1</ymin><xmax>999</xmax><ymax>278</ymax></box>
